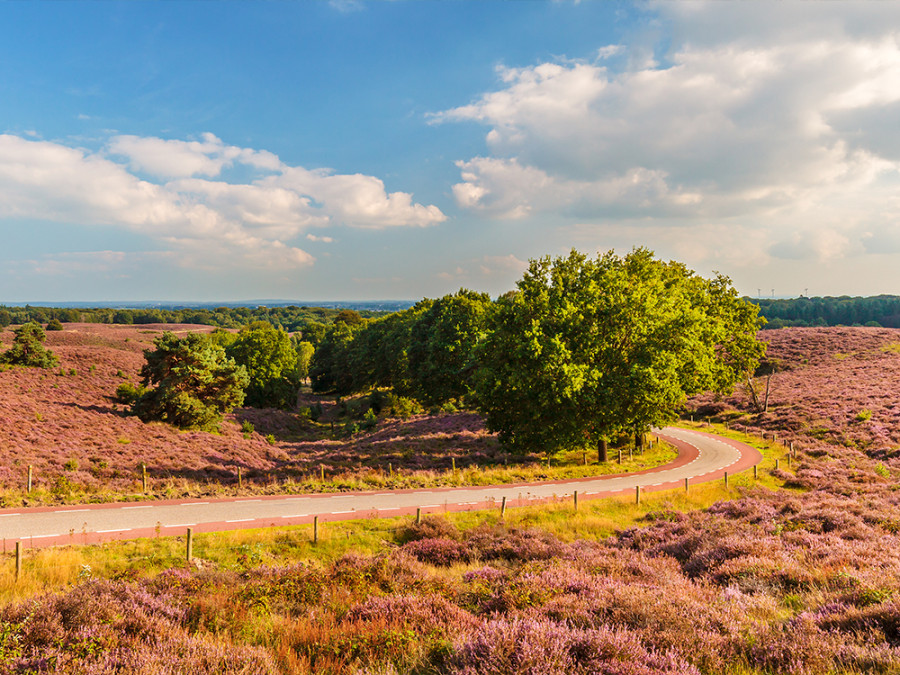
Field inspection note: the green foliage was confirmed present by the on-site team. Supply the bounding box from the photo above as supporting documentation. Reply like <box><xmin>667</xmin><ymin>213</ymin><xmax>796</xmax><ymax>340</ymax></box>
<box><xmin>333</xmin><ymin>308</ymin><xmax>363</xmax><ymax>326</ymax></box>
<box><xmin>856</xmin><ymin>409</ymin><xmax>872</xmax><ymax>422</ymax></box>
<box><xmin>406</xmin><ymin>289</ymin><xmax>491</xmax><ymax>406</ymax></box>
<box><xmin>310</xmin><ymin>321</ymin><xmax>366</xmax><ymax>394</ymax></box>
<box><xmin>226</xmin><ymin>322</ymin><xmax>300</xmax><ymax>409</ymax></box>
<box><xmin>45</xmin><ymin>318</ymin><xmax>64</xmax><ymax>331</ymax></box>
<box><xmin>0</xmin><ymin>322</ymin><xmax>59</xmax><ymax>368</ymax></box>
<box><xmin>755</xmin><ymin>294</ymin><xmax>900</xmax><ymax>328</ymax></box>
<box><xmin>361</xmin><ymin>409</ymin><xmax>378</xmax><ymax>430</ymax></box>
<box><xmin>131</xmin><ymin>332</ymin><xmax>248</xmax><ymax>430</ymax></box>
<box><xmin>294</xmin><ymin>340</ymin><xmax>315</xmax><ymax>381</ymax></box>
<box><xmin>0</xmin><ymin>309</ymin><xmax>10</xmax><ymax>328</ymax></box>
<box><xmin>115</xmin><ymin>382</ymin><xmax>147</xmax><ymax>405</ymax></box>
<box><xmin>473</xmin><ymin>249</ymin><xmax>765</xmax><ymax>452</ymax></box>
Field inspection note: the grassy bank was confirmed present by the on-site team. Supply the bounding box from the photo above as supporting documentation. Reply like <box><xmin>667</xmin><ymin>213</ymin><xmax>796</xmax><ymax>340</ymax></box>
<box><xmin>0</xmin><ymin>426</ymin><xmax>790</xmax><ymax>605</ymax></box>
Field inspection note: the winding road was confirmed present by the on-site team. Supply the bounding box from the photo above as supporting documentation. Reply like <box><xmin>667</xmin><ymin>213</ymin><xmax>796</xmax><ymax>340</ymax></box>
<box><xmin>1</xmin><ymin>427</ymin><xmax>761</xmax><ymax>550</ymax></box>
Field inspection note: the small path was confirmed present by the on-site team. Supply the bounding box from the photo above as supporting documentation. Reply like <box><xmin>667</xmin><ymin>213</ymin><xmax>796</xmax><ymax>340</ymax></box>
<box><xmin>0</xmin><ymin>426</ymin><xmax>761</xmax><ymax>550</ymax></box>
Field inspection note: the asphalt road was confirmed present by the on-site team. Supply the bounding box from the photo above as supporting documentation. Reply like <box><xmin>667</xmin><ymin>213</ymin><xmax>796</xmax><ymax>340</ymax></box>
<box><xmin>1</xmin><ymin>426</ymin><xmax>761</xmax><ymax>549</ymax></box>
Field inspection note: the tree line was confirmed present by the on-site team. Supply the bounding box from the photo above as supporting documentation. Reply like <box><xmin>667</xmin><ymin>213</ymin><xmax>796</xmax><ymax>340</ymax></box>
<box><xmin>0</xmin><ymin>304</ymin><xmax>384</xmax><ymax>335</ymax></box>
<box><xmin>752</xmin><ymin>295</ymin><xmax>900</xmax><ymax>329</ymax></box>
<box><xmin>310</xmin><ymin>249</ymin><xmax>764</xmax><ymax>455</ymax></box>
<box><xmin>3</xmin><ymin>250</ymin><xmax>765</xmax><ymax>456</ymax></box>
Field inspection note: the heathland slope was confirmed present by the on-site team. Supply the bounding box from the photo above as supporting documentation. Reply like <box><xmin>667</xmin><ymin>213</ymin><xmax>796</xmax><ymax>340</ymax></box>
<box><xmin>3</xmin><ymin>326</ymin><xmax>900</xmax><ymax>674</ymax></box>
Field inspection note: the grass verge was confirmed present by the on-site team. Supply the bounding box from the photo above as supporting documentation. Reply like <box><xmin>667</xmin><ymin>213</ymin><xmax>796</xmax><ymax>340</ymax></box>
<box><xmin>0</xmin><ymin>425</ymin><xmax>794</xmax><ymax>605</ymax></box>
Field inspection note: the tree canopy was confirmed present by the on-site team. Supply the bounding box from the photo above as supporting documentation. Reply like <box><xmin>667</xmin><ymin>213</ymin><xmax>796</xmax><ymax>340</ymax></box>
<box><xmin>473</xmin><ymin>249</ymin><xmax>765</xmax><ymax>453</ymax></box>
<box><xmin>226</xmin><ymin>322</ymin><xmax>302</xmax><ymax>409</ymax></box>
<box><xmin>132</xmin><ymin>332</ymin><xmax>248</xmax><ymax>430</ymax></box>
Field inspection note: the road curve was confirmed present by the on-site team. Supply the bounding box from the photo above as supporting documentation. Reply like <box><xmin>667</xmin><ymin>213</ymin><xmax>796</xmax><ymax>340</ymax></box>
<box><xmin>1</xmin><ymin>427</ymin><xmax>761</xmax><ymax>550</ymax></box>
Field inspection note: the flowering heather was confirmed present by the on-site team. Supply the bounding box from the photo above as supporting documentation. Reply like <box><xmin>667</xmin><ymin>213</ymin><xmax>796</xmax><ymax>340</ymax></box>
<box><xmin>0</xmin><ymin>324</ymin><xmax>506</xmax><ymax>502</ymax></box>
<box><xmin>5</xmin><ymin>326</ymin><xmax>900</xmax><ymax>673</ymax></box>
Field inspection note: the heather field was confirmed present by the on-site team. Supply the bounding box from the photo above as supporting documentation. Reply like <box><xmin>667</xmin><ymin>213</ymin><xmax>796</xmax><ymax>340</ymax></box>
<box><xmin>0</xmin><ymin>323</ymin><xmax>672</xmax><ymax>506</ymax></box>
<box><xmin>4</xmin><ymin>326</ymin><xmax>900</xmax><ymax>674</ymax></box>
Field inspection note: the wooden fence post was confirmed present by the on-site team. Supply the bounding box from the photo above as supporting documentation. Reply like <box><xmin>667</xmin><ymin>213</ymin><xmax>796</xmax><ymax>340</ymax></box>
<box><xmin>141</xmin><ymin>463</ymin><xmax>147</xmax><ymax>493</ymax></box>
<box><xmin>237</xmin><ymin>467</ymin><xmax>242</xmax><ymax>489</ymax></box>
<box><xmin>753</xmin><ymin>465</ymin><xmax>758</xmax><ymax>480</ymax></box>
<box><xmin>724</xmin><ymin>472</ymin><xmax>729</xmax><ymax>489</ymax></box>
<box><xmin>15</xmin><ymin>542</ymin><xmax>21</xmax><ymax>582</ymax></box>
<box><xmin>27</xmin><ymin>466</ymin><xmax>32</xmax><ymax>493</ymax></box>
<box><xmin>573</xmin><ymin>491</ymin><xmax>578</xmax><ymax>511</ymax></box>
<box><xmin>635</xmin><ymin>485</ymin><xmax>641</xmax><ymax>505</ymax></box>
<box><xmin>186</xmin><ymin>528</ymin><xmax>193</xmax><ymax>562</ymax></box>
<box><xmin>416</xmin><ymin>507</ymin><xmax>421</xmax><ymax>525</ymax></box>
<box><xmin>313</xmin><ymin>516</ymin><xmax>319</xmax><ymax>544</ymax></box>
<box><xmin>684</xmin><ymin>477</ymin><xmax>689</xmax><ymax>492</ymax></box>
<box><xmin>501</xmin><ymin>496</ymin><xmax>507</xmax><ymax>518</ymax></box>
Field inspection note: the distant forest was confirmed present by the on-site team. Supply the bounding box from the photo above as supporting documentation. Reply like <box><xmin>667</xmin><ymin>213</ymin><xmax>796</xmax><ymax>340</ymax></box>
<box><xmin>3</xmin><ymin>294</ymin><xmax>900</xmax><ymax>331</ymax></box>
<box><xmin>0</xmin><ymin>304</ymin><xmax>388</xmax><ymax>333</ymax></box>
<box><xmin>752</xmin><ymin>295</ymin><xmax>900</xmax><ymax>329</ymax></box>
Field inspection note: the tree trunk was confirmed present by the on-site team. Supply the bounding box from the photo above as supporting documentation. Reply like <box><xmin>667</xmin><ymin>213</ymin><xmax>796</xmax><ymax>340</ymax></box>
<box><xmin>763</xmin><ymin>372</ymin><xmax>772</xmax><ymax>413</ymax></box>
<box><xmin>634</xmin><ymin>430</ymin><xmax>643</xmax><ymax>453</ymax></box>
<box><xmin>598</xmin><ymin>438</ymin><xmax>608</xmax><ymax>463</ymax></box>
<box><xmin>747</xmin><ymin>375</ymin><xmax>762</xmax><ymax>413</ymax></box>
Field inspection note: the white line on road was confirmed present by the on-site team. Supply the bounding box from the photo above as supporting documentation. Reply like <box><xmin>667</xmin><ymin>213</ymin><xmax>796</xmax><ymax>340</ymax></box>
<box><xmin>31</xmin><ymin>534</ymin><xmax>59</xmax><ymax>539</ymax></box>
<box><xmin>54</xmin><ymin>509</ymin><xmax>90</xmax><ymax>513</ymax></box>
<box><xmin>122</xmin><ymin>506</ymin><xmax>153</xmax><ymax>510</ymax></box>
<box><xmin>419</xmin><ymin>505</ymin><xmax>440</xmax><ymax>509</ymax></box>
<box><xmin>97</xmin><ymin>528</ymin><xmax>131</xmax><ymax>533</ymax></box>
<box><xmin>226</xmin><ymin>519</ymin><xmax>256</xmax><ymax>523</ymax></box>
<box><xmin>163</xmin><ymin>523</ymin><xmax>195</xmax><ymax>528</ymax></box>
<box><xmin>330</xmin><ymin>510</ymin><xmax>353</xmax><ymax>514</ymax></box>
<box><xmin>0</xmin><ymin>514</ymin><xmax>21</xmax><ymax>517</ymax></box>
<box><xmin>182</xmin><ymin>502</ymin><xmax>209</xmax><ymax>506</ymax></box>
<box><xmin>280</xmin><ymin>514</ymin><xmax>308</xmax><ymax>519</ymax></box>
<box><xmin>235</xmin><ymin>499</ymin><xmax>261</xmax><ymax>503</ymax></box>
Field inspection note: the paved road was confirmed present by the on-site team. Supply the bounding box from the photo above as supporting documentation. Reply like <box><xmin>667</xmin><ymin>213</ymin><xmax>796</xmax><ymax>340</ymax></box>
<box><xmin>1</xmin><ymin>426</ymin><xmax>761</xmax><ymax>549</ymax></box>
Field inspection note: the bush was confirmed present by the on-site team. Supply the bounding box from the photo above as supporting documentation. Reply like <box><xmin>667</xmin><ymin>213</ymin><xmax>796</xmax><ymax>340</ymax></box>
<box><xmin>398</xmin><ymin>515</ymin><xmax>461</xmax><ymax>544</ymax></box>
<box><xmin>362</xmin><ymin>408</ymin><xmax>378</xmax><ymax>430</ymax></box>
<box><xmin>389</xmin><ymin>394</ymin><xmax>423</xmax><ymax>419</ymax></box>
<box><xmin>0</xmin><ymin>323</ymin><xmax>58</xmax><ymax>368</ymax></box>
<box><xmin>115</xmin><ymin>382</ymin><xmax>146</xmax><ymax>405</ymax></box>
<box><xmin>45</xmin><ymin>318</ymin><xmax>64</xmax><ymax>331</ymax></box>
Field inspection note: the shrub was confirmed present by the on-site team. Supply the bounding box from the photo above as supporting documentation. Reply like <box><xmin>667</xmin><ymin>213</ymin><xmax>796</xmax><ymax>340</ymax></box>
<box><xmin>389</xmin><ymin>394</ymin><xmax>423</xmax><ymax>419</ymax></box>
<box><xmin>398</xmin><ymin>515</ymin><xmax>461</xmax><ymax>544</ymax></box>
<box><xmin>45</xmin><ymin>318</ymin><xmax>64</xmax><ymax>331</ymax></box>
<box><xmin>0</xmin><ymin>323</ymin><xmax>58</xmax><ymax>368</ymax></box>
<box><xmin>115</xmin><ymin>382</ymin><xmax>146</xmax><ymax>405</ymax></box>
<box><xmin>362</xmin><ymin>408</ymin><xmax>378</xmax><ymax>430</ymax></box>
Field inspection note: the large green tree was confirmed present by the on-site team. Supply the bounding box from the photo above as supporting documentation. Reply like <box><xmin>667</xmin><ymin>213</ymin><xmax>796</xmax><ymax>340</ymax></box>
<box><xmin>406</xmin><ymin>289</ymin><xmax>491</xmax><ymax>406</ymax></box>
<box><xmin>226</xmin><ymin>322</ymin><xmax>301</xmax><ymax>409</ymax></box>
<box><xmin>473</xmin><ymin>249</ymin><xmax>765</xmax><ymax>455</ymax></box>
<box><xmin>0</xmin><ymin>322</ymin><xmax>59</xmax><ymax>368</ymax></box>
<box><xmin>132</xmin><ymin>332</ymin><xmax>248</xmax><ymax>430</ymax></box>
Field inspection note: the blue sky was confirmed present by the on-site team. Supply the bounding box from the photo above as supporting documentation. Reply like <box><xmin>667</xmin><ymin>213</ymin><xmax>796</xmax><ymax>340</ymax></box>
<box><xmin>2</xmin><ymin>1</ymin><xmax>900</xmax><ymax>302</ymax></box>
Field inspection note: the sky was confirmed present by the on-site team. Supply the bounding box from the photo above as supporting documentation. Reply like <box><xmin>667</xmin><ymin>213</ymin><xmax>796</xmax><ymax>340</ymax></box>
<box><xmin>2</xmin><ymin>0</ymin><xmax>900</xmax><ymax>303</ymax></box>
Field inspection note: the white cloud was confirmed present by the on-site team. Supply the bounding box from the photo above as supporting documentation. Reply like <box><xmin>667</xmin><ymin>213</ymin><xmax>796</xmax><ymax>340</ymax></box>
<box><xmin>435</xmin><ymin>2</ymin><xmax>900</xmax><ymax>268</ymax></box>
<box><xmin>0</xmin><ymin>132</ymin><xmax>445</xmax><ymax>272</ymax></box>
<box><xmin>306</xmin><ymin>234</ymin><xmax>334</xmax><ymax>243</ymax></box>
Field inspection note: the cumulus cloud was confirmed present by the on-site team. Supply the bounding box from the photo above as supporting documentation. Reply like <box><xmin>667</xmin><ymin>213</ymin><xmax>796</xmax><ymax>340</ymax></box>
<box><xmin>0</xmin><ymin>132</ymin><xmax>445</xmax><ymax>271</ymax></box>
<box><xmin>435</xmin><ymin>1</ymin><xmax>900</xmax><ymax>267</ymax></box>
